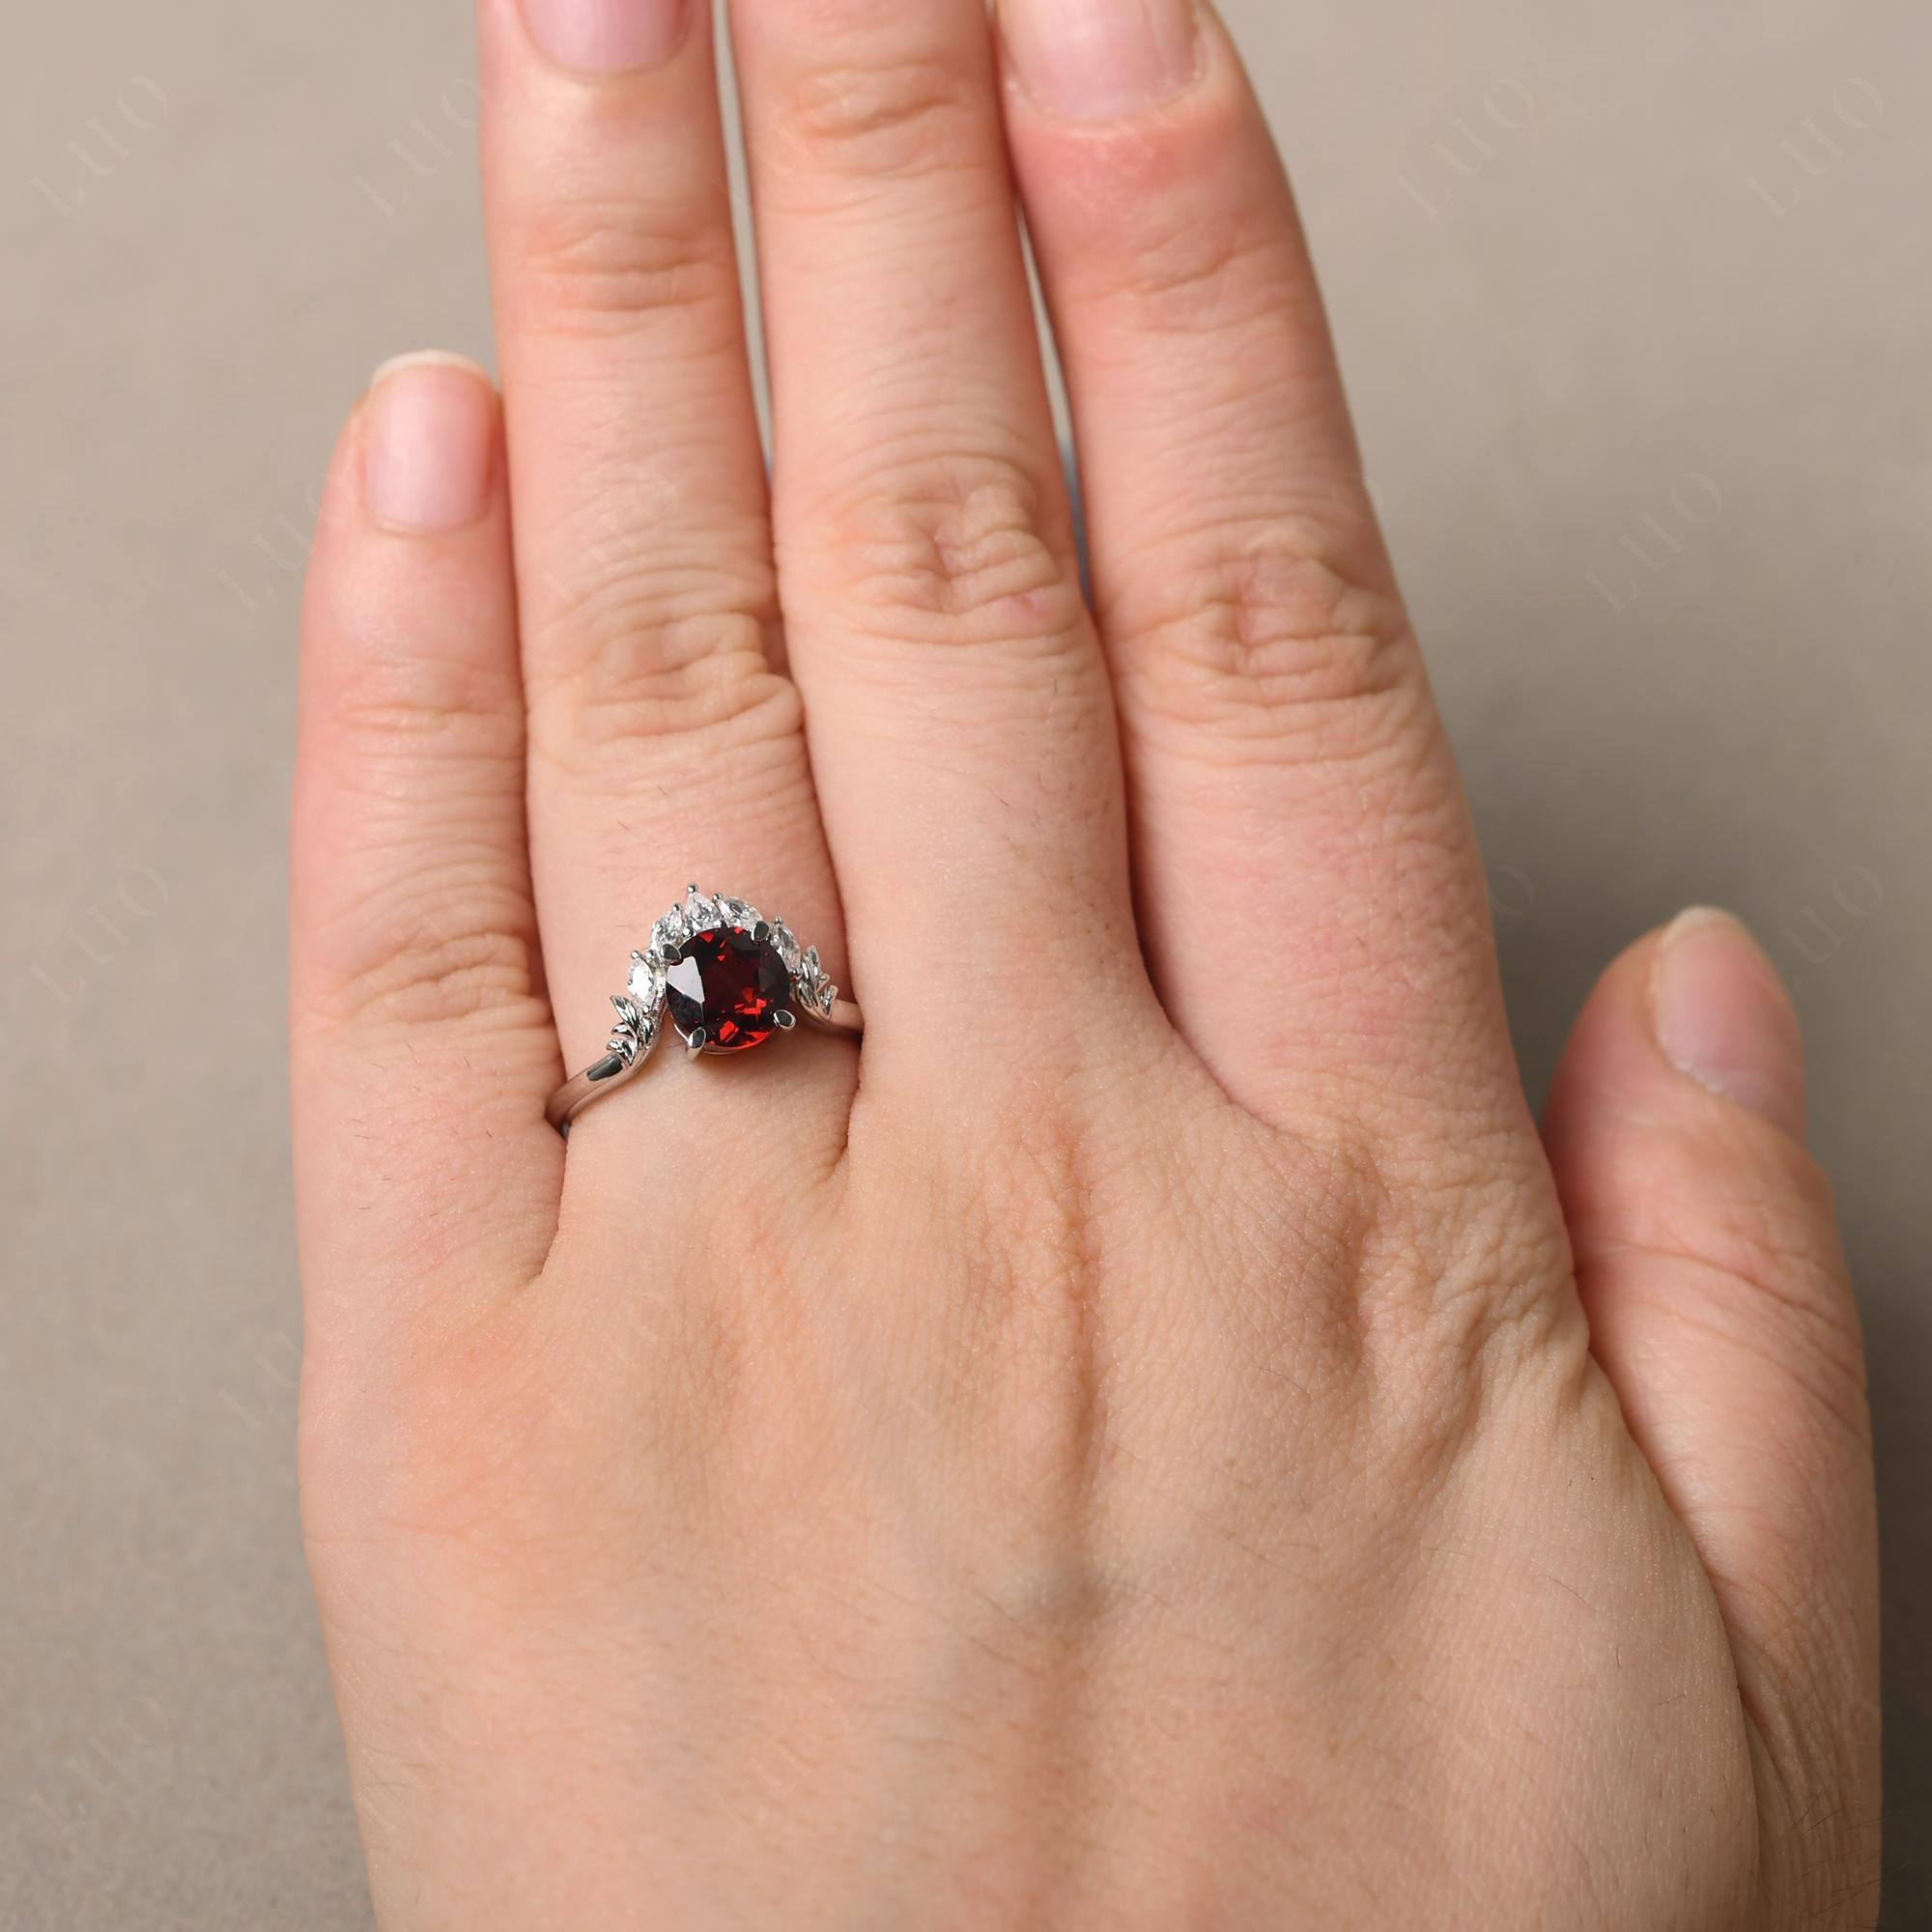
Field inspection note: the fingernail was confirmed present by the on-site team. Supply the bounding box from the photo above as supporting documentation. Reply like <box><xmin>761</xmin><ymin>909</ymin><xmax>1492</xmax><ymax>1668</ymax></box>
<box><xmin>362</xmin><ymin>354</ymin><xmax>497</xmax><ymax>534</ymax></box>
<box><xmin>1649</xmin><ymin>908</ymin><xmax>1807</xmax><ymax>1141</ymax></box>
<box><xmin>520</xmin><ymin>0</ymin><xmax>690</xmax><ymax>73</ymax></box>
<box><xmin>1001</xmin><ymin>0</ymin><xmax>1202</xmax><ymax>123</ymax></box>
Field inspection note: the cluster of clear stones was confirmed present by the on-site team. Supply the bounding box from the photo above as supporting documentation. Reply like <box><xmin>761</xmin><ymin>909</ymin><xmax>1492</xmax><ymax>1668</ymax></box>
<box><xmin>604</xmin><ymin>992</ymin><xmax>660</xmax><ymax>1068</ymax></box>
<box><xmin>607</xmin><ymin>885</ymin><xmax>838</xmax><ymax>1063</ymax></box>
<box><xmin>792</xmin><ymin>943</ymin><xmax>838</xmax><ymax>1020</ymax></box>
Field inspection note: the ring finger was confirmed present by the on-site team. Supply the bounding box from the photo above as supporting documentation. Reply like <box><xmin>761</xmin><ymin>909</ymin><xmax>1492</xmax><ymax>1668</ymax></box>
<box><xmin>479</xmin><ymin>0</ymin><xmax>848</xmax><ymax>1173</ymax></box>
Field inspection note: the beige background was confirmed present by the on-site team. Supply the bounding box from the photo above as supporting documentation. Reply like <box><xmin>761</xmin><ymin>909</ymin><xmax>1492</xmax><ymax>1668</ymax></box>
<box><xmin>3</xmin><ymin>0</ymin><xmax>1925</xmax><ymax>1923</ymax></box>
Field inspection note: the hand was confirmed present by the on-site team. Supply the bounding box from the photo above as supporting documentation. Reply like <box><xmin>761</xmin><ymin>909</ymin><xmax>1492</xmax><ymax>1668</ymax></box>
<box><xmin>290</xmin><ymin>0</ymin><xmax>1880</xmax><ymax>1924</ymax></box>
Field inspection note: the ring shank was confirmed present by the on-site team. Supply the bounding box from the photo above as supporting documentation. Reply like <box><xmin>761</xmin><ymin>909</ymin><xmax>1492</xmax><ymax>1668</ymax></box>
<box><xmin>810</xmin><ymin>997</ymin><xmax>866</xmax><ymax>1037</ymax></box>
<box><xmin>546</xmin><ymin>998</ymin><xmax>863</xmax><ymax>1138</ymax></box>
<box><xmin>545</xmin><ymin>1051</ymin><xmax>639</xmax><ymax>1138</ymax></box>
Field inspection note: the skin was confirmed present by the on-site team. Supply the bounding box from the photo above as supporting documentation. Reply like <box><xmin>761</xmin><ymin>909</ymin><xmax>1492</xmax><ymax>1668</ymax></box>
<box><xmin>290</xmin><ymin>2</ymin><xmax>1881</xmax><ymax>1926</ymax></box>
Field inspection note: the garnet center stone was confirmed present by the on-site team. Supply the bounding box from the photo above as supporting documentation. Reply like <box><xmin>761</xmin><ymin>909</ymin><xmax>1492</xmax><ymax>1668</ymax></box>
<box><xmin>664</xmin><ymin>928</ymin><xmax>791</xmax><ymax>1053</ymax></box>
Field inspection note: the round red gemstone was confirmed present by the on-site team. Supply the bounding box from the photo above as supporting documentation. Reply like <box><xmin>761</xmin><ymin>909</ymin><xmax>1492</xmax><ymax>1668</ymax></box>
<box><xmin>664</xmin><ymin>927</ymin><xmax>791</xmax><ymax>1053</ymax></box>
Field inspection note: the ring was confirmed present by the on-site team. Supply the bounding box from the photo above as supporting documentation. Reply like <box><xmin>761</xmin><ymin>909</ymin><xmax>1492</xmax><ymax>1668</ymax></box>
<box><xmin>546</xmin><ymin>886</ymin><xmax>862</xmax><ymax>1136</ymax></box>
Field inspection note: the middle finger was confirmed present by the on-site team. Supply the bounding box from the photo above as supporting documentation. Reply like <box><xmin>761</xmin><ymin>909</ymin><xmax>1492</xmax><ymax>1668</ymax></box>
<box><xmin>730</xmin><ymin>0</ymin><xmax>1148</xmax><ymax>1096</ymax></box>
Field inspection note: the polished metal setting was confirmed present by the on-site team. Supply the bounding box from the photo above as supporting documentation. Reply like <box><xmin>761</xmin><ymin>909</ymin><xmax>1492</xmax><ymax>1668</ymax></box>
<box><xmin>545</xmin><ymin>886</ymin><xmax>862</xmax><ymax>1137</ymax></box>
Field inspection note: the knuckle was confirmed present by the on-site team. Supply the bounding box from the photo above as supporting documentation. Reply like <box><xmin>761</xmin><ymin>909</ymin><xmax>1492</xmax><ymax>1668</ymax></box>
<box><xmin>533</xmin><ymin>607</ymin><xmax>804</xmax><ymax>769</ymax></box>
<box><xmin>1260</xmin><ymin>1116</ymin><xmax>1572</xmax><ymax>1426</ymax></box>
<box><xmin>320</xmin><ymin>645</ymin><xmax>522</xmax><ymax>753</ymax></box>
<box><xmin>299</xmin><ymin>655</ymin><xmax>542</xmax><ymax>1037</ymax></box>
<box><xmin>303</xmin><ymin>866</ymin><xmax>543</xmax><ymax>1036</ymax></box>
<box><xmin>906</xmin><ymin>1109</ymin><xmax>1119</xmax><ymax>1537</ymax></box>
<box><xmin>1037</xmin><ymin>79</ymin><xmax>1325</xmax><ymax>334</ymax></box>
<box><xmin>1710</xmin><ymin>1233</ymin><xmax>1866</xmax><ymax>1426</ymax></box>
<box><xmin>527</xmin><ymin>538</ymin><xmax>804</xmax><ymax>766</ymax></box>
<box><xmin>810</xmin><ymin>451</ymin><xmax>1091</xmax><ymax>655</ymax></box>
<box><xmin>1081</xmin><ymin>201</ymin><xmax>1315</xmax><ymax>342</ymax></box>
<box><xmin>512</xmin><ymin>195</ymin><xmax>740</xmax><ymax>338</ymax></box>
<box><xmin>1111</xmin><ymin>524</ymin><xmax>1419</xmax><ymax>742</ymax></box>
<box><xmin>1108</xmin><ymin>525</ymin><xmax>1463</xmax><ymax>830</ymax></box>
<box><xmin>776</xmin><ymin>53</ymin><xmax>977</xmax><ymax>184</ymax></box>
<box><xmin>1590</xmin><ymin>1123</ymin><xmax>1867</xmax><ymax>1420</ymax></box>
<box><xmin>1634</xmin><ymin>1125</ymin><xmax>1845</xmax><ymax>1306</ymax></box>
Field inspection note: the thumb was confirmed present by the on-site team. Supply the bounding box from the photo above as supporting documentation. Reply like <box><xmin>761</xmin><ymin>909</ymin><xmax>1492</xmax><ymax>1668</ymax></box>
<box><xmin>1543</xmin><ymin>909</ymin><xmax>1880</xmax><ymax>1871</ymax></box>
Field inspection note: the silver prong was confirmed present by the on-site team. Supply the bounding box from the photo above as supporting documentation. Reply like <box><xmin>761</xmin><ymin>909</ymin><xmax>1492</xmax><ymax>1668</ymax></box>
<box><xmin>774</xmin><ymin>1009</ymin><xmax>797</xmax><ymax>1032</ymax></box>
<box><xmin>686</xmin><ymin>1028</ymin><xmax>708</xmax><ymax>1055</ymax></box>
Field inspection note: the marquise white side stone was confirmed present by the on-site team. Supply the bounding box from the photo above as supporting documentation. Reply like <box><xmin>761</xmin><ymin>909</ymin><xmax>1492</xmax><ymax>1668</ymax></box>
<box><xmin>627</xmin><ymin>951</ymin><xmax>666</xmax><ymax>1009</ymax></box>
